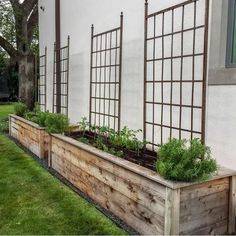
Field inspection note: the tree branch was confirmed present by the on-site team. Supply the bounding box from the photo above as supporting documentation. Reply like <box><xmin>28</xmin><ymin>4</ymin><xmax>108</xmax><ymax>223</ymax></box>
<box><xmin>9</xmin><ymin>0</ymin><xmax>21</xmax><ymax>16</ymax></box>
<box><xmin>27</xmin><ymin>4</ymin><xmax>38</xmax><ymax>45</ymax></box>
<box><xmin>22</xmin><ymin>0</ymin><xmax>38</xmax><ymax>15</ymax></box>
<box><xmin>0</xmin><ymin>35</ymin><xmax>17</xmax><ymax>57</ymax></box>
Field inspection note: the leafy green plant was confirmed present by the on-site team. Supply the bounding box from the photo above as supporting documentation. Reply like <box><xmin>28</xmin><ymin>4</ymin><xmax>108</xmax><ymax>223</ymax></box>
<box><xmin>76</xmin><ymin>118</ymin><xmax>146</xmax><ymax>158</ymax></box>
<box><xmin>34</xmin><ymin>111</ymin><xmax>50</xmax><ymax>127</ymax></box>
<box><xmin>44</xmin><ymin>113</ymin><xmax>69</xmax><ymax>134</ymax></box>
<box><xmin>79</xmin><ymin>117</ymin><xmax>89</xmax><ymax>136</ymax></box>
<box><xmin>0</xmin><ymin>117</ymin><xmax>9</xmax><ymax>133</ymax></box>
<box><xmin>23</xmin><ymin>103</ymin><xmax>69</xmax><ymax>134</ymax></box>
<box><xmin>14</xmin><ymin>102</ymin><xmax>27</xmax><ymax>117</ymax></box>
<box><xmin>156</xmin><ymin>138</ymin><xmax>217</xmax><ymax>182</ymax></box>
<box><xmin>109</xmin><ymin>126</ymin><xmax>146</xmax><ymax>155</ymax></box>
<box><xmin>78</xmin><ymin>137</ymin><xmax>90</xmax><ymax>145</ymax></box>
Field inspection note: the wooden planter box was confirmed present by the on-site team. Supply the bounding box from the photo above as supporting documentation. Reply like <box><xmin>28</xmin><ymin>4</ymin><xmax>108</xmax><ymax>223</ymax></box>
<box><xmin>49</xmin><ymin>134</ymin><xmax>236</xmax><ymax>235</ymax></box>
<box><xmin>9</xmin><ymin>114</ymin><xmax>49</xmax><ymax>160</ymax></box>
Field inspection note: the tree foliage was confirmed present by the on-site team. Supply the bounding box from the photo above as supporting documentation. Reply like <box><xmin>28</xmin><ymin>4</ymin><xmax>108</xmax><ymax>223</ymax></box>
<box><xmin>0</xmin><ymin>0</ymin><xmax>39</xmax><ymax>107</ymax></box>
<box><xmin>0</xmin><ymin>0</ymin><xmax>39</xmax><ymax>57</ymax></box>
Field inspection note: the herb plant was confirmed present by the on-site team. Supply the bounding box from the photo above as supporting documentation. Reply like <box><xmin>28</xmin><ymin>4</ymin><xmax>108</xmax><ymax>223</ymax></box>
<box><xmin>44</xmin><ymin>113</ymin><xmax>69</xmax><ymax>134</ymax></box>
<box><xmin>156</xmin><ymin>138</ymin><xmax>217</xmax><ymax>182</ymax></box>
<box><xmin>22</xmin><ymin>103</ymin><xmax>69</xmax><ymax>134</ymax></box>
<box><xmin>76</xmin><ymin>118</ymin><xmax>147</xmax><ymax>158</ymax></box>
<box><xmin>14</xmin><ymin>102</ymin><xmax>28</xmax><ymax>117</ymax></box>
<box><xmin>79</xmin><ymin>117</ymin><xmax>89</xmax><ymax>136</ymax></box>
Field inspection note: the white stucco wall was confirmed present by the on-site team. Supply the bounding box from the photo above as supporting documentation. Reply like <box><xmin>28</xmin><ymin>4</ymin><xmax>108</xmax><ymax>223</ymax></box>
<box><xmin>206</xmin><ymin>0</ymin><xmax>236</xmax><ymax>170</ymax></box>
<box><xmin>39</xmin><ymin>0</ymin><xmax>55</xmax><ymax>111</ymax></box>
<box><xmin>39</xmin><ymin>0</ymin><xmax>236</xmax><ymax>170</ymax></box>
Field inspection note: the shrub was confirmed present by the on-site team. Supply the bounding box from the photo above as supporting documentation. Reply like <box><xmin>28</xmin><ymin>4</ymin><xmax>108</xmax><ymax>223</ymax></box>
<box><xmin>14</xmin><ymin>102</ymin><xmax>27</xmax><ymax>117</ymax></box>
<box><xmin>156</xmin><ymin>138</ymin><xmax>217</xmax><ymax>182</ymax></box>
<box><xmin>45</xmin><ymin>113</ymin><xmax>69</xmax><ymax>134</ymax></box>
<box><xmin>0</xmin><ymin>117</ymin><xmax>9</xmax><ymax>133</ymax></box>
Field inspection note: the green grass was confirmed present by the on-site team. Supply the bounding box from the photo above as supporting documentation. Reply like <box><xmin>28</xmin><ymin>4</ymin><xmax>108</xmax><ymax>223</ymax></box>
<box><xmin>0</xmin><ymin>104</ymin><xmax>14</xmax><ymax>118</ymax></box>
<box><xmin>0</xmin><ymin>105</ymin><xmax>127</xmax><ymax>235</ymax></box>
<box><xmin>0</xmin><ymin>104</ymin><xmax>14</xmax><ymax>133</ymax></box>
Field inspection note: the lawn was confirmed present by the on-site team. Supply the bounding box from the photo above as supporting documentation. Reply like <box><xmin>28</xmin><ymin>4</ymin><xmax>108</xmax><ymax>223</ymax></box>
<box><xmin>0</xmin><ymin>104</ymin><xmax>14</xmax><ymax>118</ymax></box>
<box><xmin>0</xmin><ymin>104</ymin><xmax>126</xmax><ymax>235</ymax></box>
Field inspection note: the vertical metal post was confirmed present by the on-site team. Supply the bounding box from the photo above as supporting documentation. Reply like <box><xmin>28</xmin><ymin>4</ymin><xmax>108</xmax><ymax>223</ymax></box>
<box><xmin>45</xmin><ymin>46</ymin><xmax>47</xmax><ymax>111</ymax></box>
<box><xmin>179</xmin><ymin>6</ymin><xmax>184</xmax><ymax>140</ymax></box>
<box><xmin>55</xmin><ymin>0</ymin><xmax>61</xmax><ymax>113</ymax></box>
<box><xmin>202</xmin><ymin>0</ymin><xmax>209</xmax><ymax>144</ymax></box>
<box><xmin>118</xmin><ymin>12</ymin><xmax>123</xmax><ymax>132</ymax></box>
<box><xmin>89</xmin><ymin>24</ymin><xmax>94</xmax><ymax>125</ymax></box>
<box><xmin>143</xmin><ymin>0</ymin><xmax>148</xmax><ymax>141</ymax></box>
<box><xmin>191</xmin><ymin>1</ymin><xmax>197</xmax><ymax>140</ymax></box>
<box><xmin>52</xmin><ymin>42</ymin><xmax>56</xmax><ymax>112</ymax></box>
<box><xmin>34</xmin><ymin>55</ymin><xmax>38</xmax><ymax>103</ymax></box>
<box><xmin>66</xmin><ymin>36</ymin><xmax>70</xmax><ymax>117</ymax></box>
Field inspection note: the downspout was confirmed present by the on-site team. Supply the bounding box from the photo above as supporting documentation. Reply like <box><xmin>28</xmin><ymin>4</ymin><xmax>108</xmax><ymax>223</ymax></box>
<box><xmin>55</xmin><ymin>0</ymin><xmax>61</xmax><ymax>113</ymax></box>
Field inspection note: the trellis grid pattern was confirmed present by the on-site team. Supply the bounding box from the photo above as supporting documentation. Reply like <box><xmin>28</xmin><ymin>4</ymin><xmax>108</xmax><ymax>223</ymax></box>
<box><xmin>144</xmin><ymin>0</ymin><xmax>209</xmax><ymax>150</ymax></box>
<box><xmin>39</xmin><ymin>47</ymin><xmax>47</xmax><ymax>111</ymax></box>
<box><xmin>89</xmin><ymin>13</ymin><xmax>123</xmax><ymax>132</ymax></box>
<box><xmin>53</xmin><ymin>36</ymin><xmax>70</xmax><ymax>116</ymax></box>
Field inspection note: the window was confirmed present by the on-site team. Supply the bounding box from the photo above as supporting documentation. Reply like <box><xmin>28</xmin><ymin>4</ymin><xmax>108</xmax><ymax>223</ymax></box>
<box><xmin>226</xmin><ymin>0</ymin><xmax>236</xmax><ymax>67</ymax></box>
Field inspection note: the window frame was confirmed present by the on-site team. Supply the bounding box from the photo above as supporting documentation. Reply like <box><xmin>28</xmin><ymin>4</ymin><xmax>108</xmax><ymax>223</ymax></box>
<box><xmin>226</xmin><ymin>0</ymin><xmax>236</xmax><ymax>68</ymax></box>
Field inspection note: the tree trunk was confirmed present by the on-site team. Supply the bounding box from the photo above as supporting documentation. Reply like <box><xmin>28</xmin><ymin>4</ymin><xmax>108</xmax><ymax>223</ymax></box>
<box><xmin>18</xmin><ymin>55</ymin><xmax>35</xmax><ymax>110</ymax></box>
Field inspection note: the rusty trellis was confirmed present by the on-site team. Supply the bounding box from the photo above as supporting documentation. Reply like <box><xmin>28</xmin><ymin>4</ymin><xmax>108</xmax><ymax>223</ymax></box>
<box><xmin>144</xmin><ymin>0</ymin><xmax>209</xmax><ymax>150</ymax></box>
<box><xmin>89</xmin><ymin>13</ymin><xmax>123</xmax><ymax>132</ymax></box>
<box><xmin>38</xmin><ymin>47</ymin><xmax>47</xmax><ymax>111</ymax></box>
<box><xmin>53</xmin><ymin>36</ymin><xmax>70</xmax><ymax>116</ymax></box>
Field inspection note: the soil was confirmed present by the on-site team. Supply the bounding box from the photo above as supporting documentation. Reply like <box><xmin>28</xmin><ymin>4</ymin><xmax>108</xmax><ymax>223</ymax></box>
<box><xmin>67</xmin><ymin>130</ymin><xmax>157</xmax><ymax>171</ymax></box>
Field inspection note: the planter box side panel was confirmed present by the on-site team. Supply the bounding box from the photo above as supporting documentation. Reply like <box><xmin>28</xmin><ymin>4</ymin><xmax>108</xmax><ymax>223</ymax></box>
<box><xmin>50</xmin><ymin>136</ymin><xmax>167</xmax><ymax>235</ymax></box>
<box><xmin>10</xmin><ymin>116</ymin><xmax>45</xmax><ymax>159</ymax></box>
<box><xmin>179</xmin><ymin>177</ymin><xmax>230</xmax><ymax>235</ymax></box>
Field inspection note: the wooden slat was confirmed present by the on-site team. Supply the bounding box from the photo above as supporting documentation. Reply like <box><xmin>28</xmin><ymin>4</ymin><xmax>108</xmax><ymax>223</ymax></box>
<box><xmin>171</xmin><ymin>189</ymin><xmax>180</xmax><ymax>235</ymax></box>
<box><xmin>164</xmin><ymin>188</ymin><xmax>180</xmax><ymax>235</ymax></box>
<box><xmin>180</xmin><ymin>178</ymin><xmax>230</xmax><ymax>235</ymax></box>
<box><xmin>180</xmin><ymin>190</ymin><xmax>228</xmax><ymax>217</ymax></box>
<box><xmin>51</xmin><ymin>137</ymin><xmax>166</xmax><ymax>199</ymax></box>
<box><xmin>9</xmin><ymin>115</ymin><xmax>48</xmax><ymax>159</ymax></box>
<box><xmin>51</xmin><ymin>140</ymin><xmax>166</xmax><ymax>213</ymax></box>
<box><xmin>51</xmin><ymin>153</ymin><xmax>165</xmax><ymax>235</ymax></box>
<box><xmin>228</xmin><ymin>176</ymin><xmax>236</xmax><ymax>234</ymax></box>
<box><xmin>180</xmin><ymin>177</ymin><xmax>229</xmax><ymax>201</ymax></box>
<box><xmin>184</xmin><ymin>219</ymin><xmax>228</xmax><ymax>235</ymax></box>
<box><xmin>51</xmin><ymin>134</ymin><xmax>236</xmax><ymax>189</ymax></box>
<box><xmin>180</xmin><ymin>205</ymin><xmax>228</xmax><ymax>234</ymax></box>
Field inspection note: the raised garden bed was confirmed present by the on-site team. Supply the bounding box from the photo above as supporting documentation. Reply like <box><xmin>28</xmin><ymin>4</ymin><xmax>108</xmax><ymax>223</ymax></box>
<box><xmin>49</xmin><ymin>133</ymin><xmax>236</xmax><ymax>235</ymax></box>
<box><xmin>9</xmin><ymin>114</ymin><xmax>49</xmax><ymax>160</ymax></box>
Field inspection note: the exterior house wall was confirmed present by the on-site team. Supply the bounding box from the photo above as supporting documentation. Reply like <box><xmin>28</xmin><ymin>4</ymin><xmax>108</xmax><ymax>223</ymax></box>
<box><xmin>207</xmin><ymin>0</ymin><xmax>236</xmax><ymax>169</ymax></box>
<box><xmin>38</xmin><ymin>0</ymin><xmax>236</xmax><ymax>170</ymax></box>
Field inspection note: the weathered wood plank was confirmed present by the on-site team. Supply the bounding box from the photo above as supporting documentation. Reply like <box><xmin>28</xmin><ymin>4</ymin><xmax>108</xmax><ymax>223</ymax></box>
<box><xmin>183</xmin><ymin>219</ymin><xmax>228</xmax><ymax>235</ymax></box>
<box><xmin>51</xmin><ymin>142</ymin><xmax>166</xmax><ymax>216</ymax></box>
<box><xmin>180</xmin><ymin>177</ymin><xmax>229</xmax><ymax>201</ymax></box>
<box><xmin>9</xmin><ymin>115</ymin><xmax>48</xmax><ymax>160</ymax></box>
<box><xmin>228</xmin><ymin>175</ymin><xmax>236</xmax><ymax>234</ymax></box>
<box><xmin>164</xmin><ymin>188</ymin><xmax>180</xmax><ymax>235</ymax></box>
<box><xmin>51</xmin><ymin>137</ymin><xmax>166</xmax><ymax>199</ymax></box>
<box><xmin>51</xmin><ymin>134</ymin><xmax>236</xmax><ymax>189</ymax></box>
<box><xmin>180</xmin><ymin>190</ymin><xmax>228</xmax><ymax>217</ymax></box>
<box><xmin>180</xmin><ymin>205</ymin><xmax>228</xmax><ymax>234</ymax></box>
<box><xmin>51</xmin><ymin>153</ymin><xmax>165</xmax><ymax>235</ymax></box>
<box><xmin>171</xmin><ymin>189</ymin><xmax>180</xmax><ymax>235</ymax></box>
